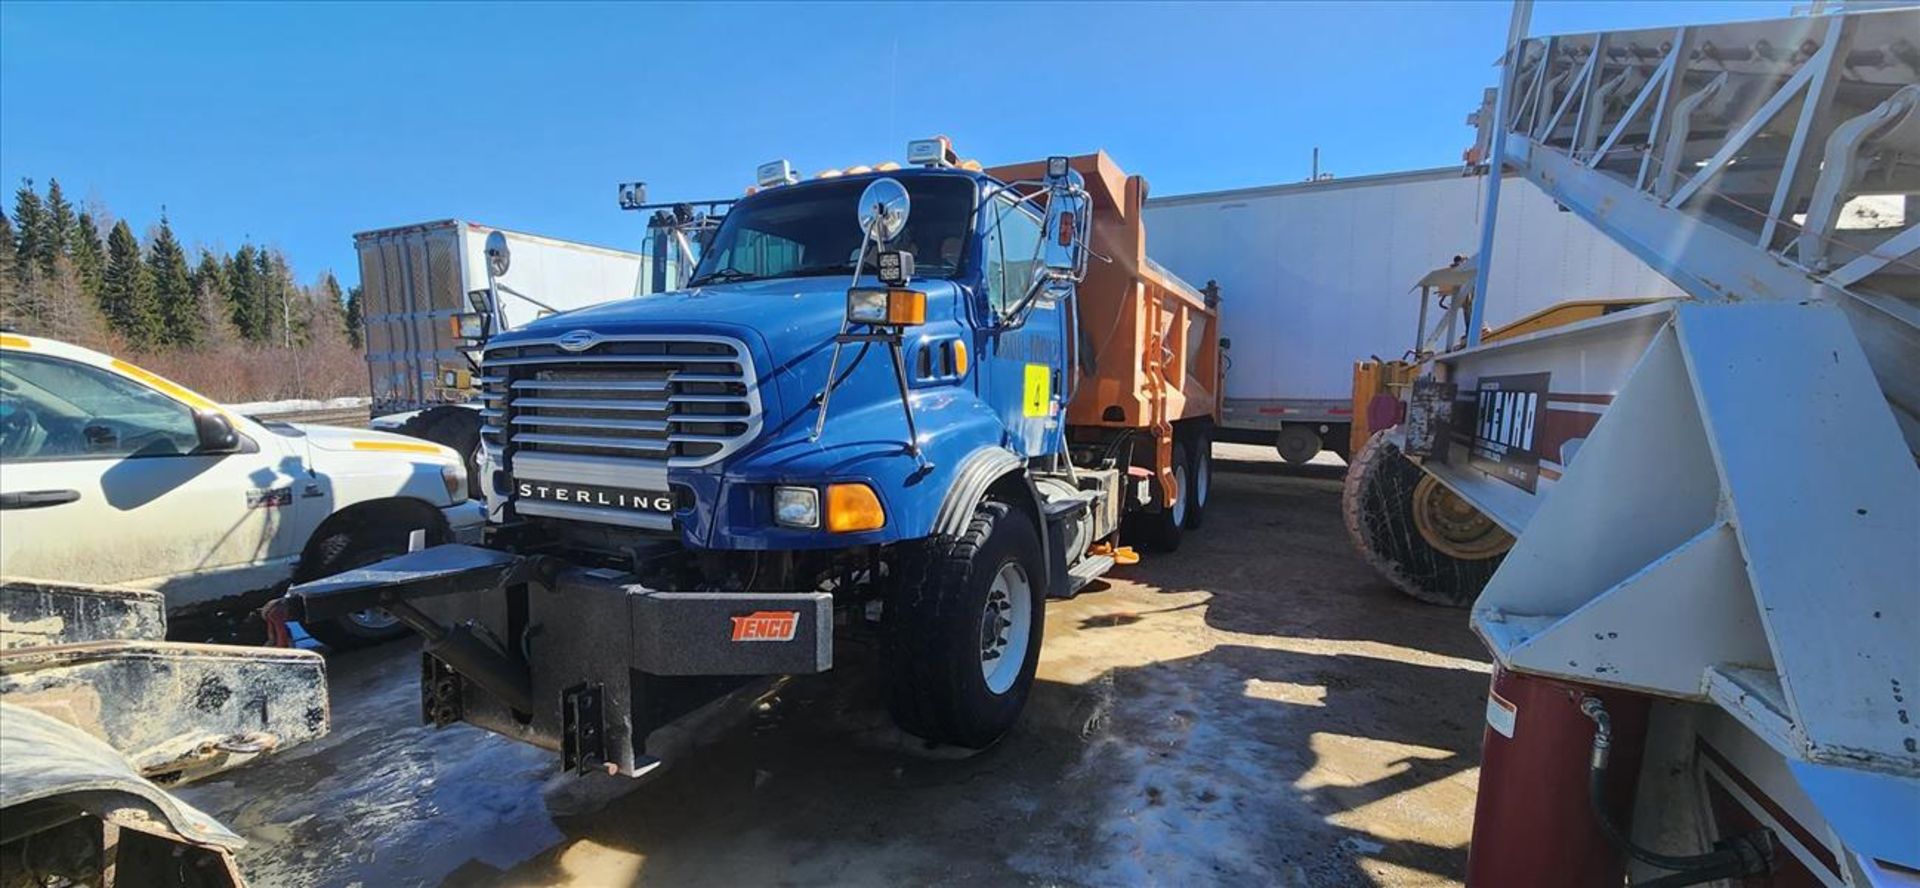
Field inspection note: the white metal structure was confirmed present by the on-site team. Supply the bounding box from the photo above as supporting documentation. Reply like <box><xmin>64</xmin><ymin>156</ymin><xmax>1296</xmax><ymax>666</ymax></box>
<box><xmin>1144</xmin><ymin>168</ymin><xmax>1684</xmax><ymax>445</ymax></box>
<box><xmin>1394</xmin><ymin>5</ymin><xmax>1918</xmax><ymax>882</ymax></box>
<box><xmin>353</xmin><ymin>221</ymin><xmax>649</xmax><ymax>417</ymax></box>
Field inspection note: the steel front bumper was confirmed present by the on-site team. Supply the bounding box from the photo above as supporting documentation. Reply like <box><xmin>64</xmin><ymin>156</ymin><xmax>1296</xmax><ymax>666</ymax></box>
<box><xmin>287</xmin><ymin>544</ymin><xmax>829</xmax><ymax>775</ymax></box>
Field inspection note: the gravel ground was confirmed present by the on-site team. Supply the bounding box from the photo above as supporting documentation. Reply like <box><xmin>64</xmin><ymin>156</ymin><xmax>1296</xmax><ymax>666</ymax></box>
<box><xmin>177</xmin><ymin>442</ymin><xmax>1493</xmax><ymax>887</ymax></box>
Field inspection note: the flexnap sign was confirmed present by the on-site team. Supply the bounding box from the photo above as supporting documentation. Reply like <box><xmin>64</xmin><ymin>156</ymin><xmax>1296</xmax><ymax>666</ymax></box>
<box><xmin>1469</xmin><ymin>372</ymin><xmax>1549</xmax><ymax>493</ymax></box>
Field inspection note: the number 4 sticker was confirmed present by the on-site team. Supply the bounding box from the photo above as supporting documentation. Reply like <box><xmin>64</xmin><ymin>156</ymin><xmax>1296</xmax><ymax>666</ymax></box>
<box><xmin>1023</xmin><ymin>364</ymin><xmax>1051</xmax><ymax>418</ymax></box>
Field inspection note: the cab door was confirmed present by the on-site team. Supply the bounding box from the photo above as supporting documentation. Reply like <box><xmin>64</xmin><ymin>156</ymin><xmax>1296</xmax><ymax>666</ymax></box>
<box><xmin>0</xmin><ymin>351</ymin><xmax>306</xmax><ymax>611</ymax></box>
<box><xmin>977</xmin><ymin>193</ymin><xmax>1067</xmax><ymax>458</ymax></box>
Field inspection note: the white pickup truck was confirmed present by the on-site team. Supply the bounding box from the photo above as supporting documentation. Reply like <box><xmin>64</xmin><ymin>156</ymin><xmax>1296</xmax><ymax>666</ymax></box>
<box><xmin>0</xmin><ymin>334</ymin><xmax>482</xmax><ymax>647</ymax></box>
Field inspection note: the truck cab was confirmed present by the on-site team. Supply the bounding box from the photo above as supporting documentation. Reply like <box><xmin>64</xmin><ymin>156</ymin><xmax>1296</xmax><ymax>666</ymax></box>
<box><xmin>295</xmin><ymin>140</ymin><xmax>1219</xmax><ymax>774</ymax></box>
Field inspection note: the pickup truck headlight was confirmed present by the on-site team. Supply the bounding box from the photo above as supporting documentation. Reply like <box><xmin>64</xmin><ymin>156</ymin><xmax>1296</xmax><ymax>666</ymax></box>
<box><xmin>774</xmin><ymin>486</ymin><xmax>820</xmax><ymax>528</ymax></box>
<box><xmin>442</xmin><ymin>462</ymin><xmax>469</xmax><ymax>504</ymax></box>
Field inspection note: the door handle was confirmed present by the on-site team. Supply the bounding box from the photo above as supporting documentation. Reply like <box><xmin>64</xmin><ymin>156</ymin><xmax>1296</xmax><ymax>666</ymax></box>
<box><xmin>0</xmin><ymin>489</ymin><xmax>81</xmax><ymax>510</ymax></box>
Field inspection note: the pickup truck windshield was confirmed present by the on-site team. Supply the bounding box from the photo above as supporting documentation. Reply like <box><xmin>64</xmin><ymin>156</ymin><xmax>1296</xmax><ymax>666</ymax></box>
<box><xmin>689</xmin><ymin>175</ymin><xmax>975</xmax><ymax>287</ymax></box>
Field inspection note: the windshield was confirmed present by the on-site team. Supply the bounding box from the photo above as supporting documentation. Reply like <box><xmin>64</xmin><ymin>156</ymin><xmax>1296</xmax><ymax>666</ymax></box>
<box><xmin>688</xmin><ymin>175</ymin><xmax>975</xmax><ymax>287</ymax></box>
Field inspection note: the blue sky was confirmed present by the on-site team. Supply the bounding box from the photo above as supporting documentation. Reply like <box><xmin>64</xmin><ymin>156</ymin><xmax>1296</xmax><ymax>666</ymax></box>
<box><xmin>1</xmin><ymin>1</ymin><xmax>1790</xmax><ymax>288</ymax></box>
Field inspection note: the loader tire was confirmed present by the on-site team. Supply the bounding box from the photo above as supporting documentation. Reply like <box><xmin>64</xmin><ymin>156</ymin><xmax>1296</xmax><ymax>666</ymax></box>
<box><xmin>297</xmin><ymin>517</ymin><xmax>427</xmax><ymax>649</ymax></box>
<box><xmin>1342</xmin><ymin>429</ymin><xmax>1504</xmax><ymax>607</ymax></box>
<box><xmin>886</xmin><ymin>499</ymin><xmax>1046</xmax><ymax>750</ymax></box>
<box><xmin>398</xmin><ymin>405</ymin><xmax>483</xmax><ymax>499</ymax></box>
<box><xmin>1124</xmin><ymin>440</ymin><xmax>1188</xmax><ymax>553</ymax></box>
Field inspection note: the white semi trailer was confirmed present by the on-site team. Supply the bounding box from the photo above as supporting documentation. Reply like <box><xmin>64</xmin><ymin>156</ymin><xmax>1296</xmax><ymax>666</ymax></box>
<box><xmin>1143</xmin><ymin>167</ymin><xmax>1684</xmax><ymax>462</ymax></box>
<box><xmin>353</xmin><ymin>220</ymin><xmax>650</xmax><ymax>490</ymax></box>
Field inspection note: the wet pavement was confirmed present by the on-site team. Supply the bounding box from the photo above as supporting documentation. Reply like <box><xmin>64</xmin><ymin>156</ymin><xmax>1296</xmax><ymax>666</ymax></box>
<box><xmin>177</xmin><ymin>443</ymin><xmax>1493</xmax><ymax>887</ymax></box>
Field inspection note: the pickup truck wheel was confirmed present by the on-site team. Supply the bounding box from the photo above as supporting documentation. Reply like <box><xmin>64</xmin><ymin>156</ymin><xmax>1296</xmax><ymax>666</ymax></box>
<box><xmin>297</xmin><ymin>521</ymin><xmax>421</xmax><ymax>649</ymax></box>
<box><xmin>397</xmin><ymin>406</ymin><xmax>482</xmax><ymax>499</ymax></box>
<box><xmin>886</xmin><ymin>499</ymin><xmax>1046</xmax><ymax>750</ymax></box>
<box><xmin>1341</xmin><ymin>430</ymin><xmax>1506</xmax><ymax>607</ymax></box>
<box><xmin>1124</xmin><ymin>440</ymin><xmax>1187</xmax><ymax>552</ymax></box>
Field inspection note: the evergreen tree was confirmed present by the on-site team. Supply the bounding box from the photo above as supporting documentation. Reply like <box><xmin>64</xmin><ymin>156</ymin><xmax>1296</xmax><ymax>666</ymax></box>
<box><xmin>344</xmin><ymin>283</ymin><xmax>364</xmax><ymax>348</ymax></box>
<box><xmin>227</xmin><ymin>244</ymin><xmax>263</xmax><ymax>340</ymax></box>
<box><xmin>41</xmin><ymin>179</ymin><xmax>75</xmax><ymax>277</ymax></box>
<box><xmin>101</xmin><ymin>220</ymin><xmax>161</xmax><ymax>346</ymax></box>
<box><xmin>192</xmin><ymin>250</ymin><xmax>238</xmax><ymax>345</ymax></box>
<box><xmin>146</xmin><ymin>213</ymin><xmax>197</xmax><ymax>347</ymax></box>
<box><xmin>256</xmin><ymin>248</ymin><xmax>295</xmax><ymax>346</ymax></box>
<box><xmin>70</xmin><ymin>211</ymin><xmax>105</xmax><ymax>307</ymax></box>
<box><xmin>39</xmin><ymin>258</ymin><xmax>110</xmax><ymax>348</ymax></box>
<box><xmin>0</xmin><ymin>211</ymin><xmax>20</xmax><ymax>330</ymax></box>
<box><xmin>11</xmin><ymin>180</ymin><xmax>46</xmax><ymax>285</ymax></box>
<box><xmin>316</xmin><ymin>272</ymin><xmax>349</xmax><ymax>344</ymax></box>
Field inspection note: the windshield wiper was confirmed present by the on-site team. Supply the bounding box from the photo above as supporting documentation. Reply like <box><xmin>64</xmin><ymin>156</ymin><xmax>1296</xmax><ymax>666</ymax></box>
<box><xmin>785</xmin><ymin>264</ymin><xmax>858</xmax><ymax>278</ymax></box>
<box><xmin>688</xmin><ymin>267</ymin><xmax>759</xmax><ymax>286</ymax></box>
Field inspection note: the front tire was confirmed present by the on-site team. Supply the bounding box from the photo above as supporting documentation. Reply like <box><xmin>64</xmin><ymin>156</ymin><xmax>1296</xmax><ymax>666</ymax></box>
<box><xmin>1341</xmin><ymin>430</ymin><xmax>1507</xmax><ymax>607</ymax></box>
<box><xmin>886</xmin><ymin>499</ymin><xmax>1046</xmax><ymax>749</ymax></box>
<box><xmin>297</xmin><ymin>517</ymin><xmax>429</xmax><ymax>649</ymax></box>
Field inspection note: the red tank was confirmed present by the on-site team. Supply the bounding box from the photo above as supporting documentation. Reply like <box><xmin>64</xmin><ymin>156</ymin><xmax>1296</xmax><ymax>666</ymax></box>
<box><xmin>1466</xmin><ymin>666</ymin><xmax>1652</xmax><ymax>886</ymax></box>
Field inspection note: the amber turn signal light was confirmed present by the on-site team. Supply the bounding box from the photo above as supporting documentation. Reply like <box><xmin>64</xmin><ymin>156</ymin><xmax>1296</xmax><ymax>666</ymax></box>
<box><xmin>825</xmin><ymin>483</ymin><xmax>886</xmax><ymax>532</ymax></box>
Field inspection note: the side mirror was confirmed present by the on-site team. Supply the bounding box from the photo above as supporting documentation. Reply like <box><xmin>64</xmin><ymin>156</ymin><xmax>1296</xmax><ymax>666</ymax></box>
<box><xmin>194</xmin><ymin>410</ymin><xmax>241</xmax><ymax>454</ymax></box>
<box><xmin>484</xmin><ymin>230</ymin><xmax>511</xmax><ymax>278</ymax></box>
<box><xmin>857</xmin><ymin>178</ymin><xmax>911</xmax><ymax>243</ymax></box>
<box><xmin>1041</xmin><ymin>159</ymin><xmax>1088</xmax><ymax>279</ymax></box>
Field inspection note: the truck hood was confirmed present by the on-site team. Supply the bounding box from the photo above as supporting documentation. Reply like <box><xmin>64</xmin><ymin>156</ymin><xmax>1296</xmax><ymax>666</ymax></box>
<box><xmin>294</xmin><ymin>422</ymin><xmax>460</xmax><ymax>461</ymax></box>
<box><xmin>497</xmin><ymin>277</ymin><xmax>965</xmax><ymax>418</ymax></box>
<box><xmin>506</xmin><ymin>277</ymin><xmax>867</xmax><ymax>343</ymax></box>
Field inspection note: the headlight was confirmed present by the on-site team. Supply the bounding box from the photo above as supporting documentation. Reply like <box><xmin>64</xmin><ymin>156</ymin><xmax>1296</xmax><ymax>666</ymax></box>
<box><xmin>846</xmin><ymin>289</ymin><xmax>890</xmax><ymax>325</ymax></box>
<box><xmin>845</xmin><ymin>288</ymin><xmax>926</xmax><ymax>326</ymax></box>
<box><xmin>442</xmin><ymin>462</ymin><xmax>469</xmax><ymax>504</ymax></box>
<box><xmin>774</xmin><ymin>486</ymin><xmax>820</xmax><ymax>528</ymax></box>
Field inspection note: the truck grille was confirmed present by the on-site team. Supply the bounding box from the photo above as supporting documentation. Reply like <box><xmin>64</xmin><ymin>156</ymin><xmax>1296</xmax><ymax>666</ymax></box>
<box><xmin>479</xmin><ymin>335</ymin><xmax>761</xmax><ymax>470</ymax></box>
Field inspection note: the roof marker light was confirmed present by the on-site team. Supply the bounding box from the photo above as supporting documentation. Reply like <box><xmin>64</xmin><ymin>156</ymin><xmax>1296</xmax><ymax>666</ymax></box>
<box><xmin>906</xmin><ymin>136</ymin><xmax>956</xmax><ymax>168</ymax></box>
<box><xmin>756</xmin><ymin>159</ymin><xmax>798</xmax><ymax>188</ymax></box>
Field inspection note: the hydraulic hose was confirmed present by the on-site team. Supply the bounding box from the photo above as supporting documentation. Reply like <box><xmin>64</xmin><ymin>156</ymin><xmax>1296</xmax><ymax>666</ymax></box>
<box><xmin>1579</xmin><ymin>697</ymin><xmax>1776</xmax><ymax>887</ymax></box>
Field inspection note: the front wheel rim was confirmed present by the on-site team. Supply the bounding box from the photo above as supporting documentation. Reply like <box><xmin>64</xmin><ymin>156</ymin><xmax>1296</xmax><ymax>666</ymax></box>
<box><xmin>1410</xmin><ymin>475</ymin><xmax>1514</xmax><ymax>560</ymax></box>
<box><xmin>979</xmin><ymin>560</ymin><xmax>1033</xmax><ymax>695</ymax></box>
<box><xmin>346</xmin><ymin>608</ymin><xmax>401</xmax><ymax>631</ymax></box>
<box><xmin>1193</xmin><ymin>449</ymin><xmax>1210</xmax><ymax>508</ymax></box>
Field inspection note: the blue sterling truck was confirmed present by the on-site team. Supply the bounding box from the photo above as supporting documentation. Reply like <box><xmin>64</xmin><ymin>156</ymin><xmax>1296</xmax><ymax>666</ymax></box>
<box><xmin>291</xmin><ymin>139</ymin><xmax>1222</xmax><ymax>772</ymax></box>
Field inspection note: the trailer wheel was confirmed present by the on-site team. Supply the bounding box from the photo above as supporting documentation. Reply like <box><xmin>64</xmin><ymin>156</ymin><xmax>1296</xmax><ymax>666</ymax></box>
<box><xmin>297</xmin><ymin>518</ymin><xmax>425</xmax><ymax>649</ymax></box>
<box><xmin>1124</xmin><ymin>440</ymin><xmax>1188</xmax><ymax>552</ymax></box>
<box><xmin>886</xmin><ymin>499</ymin><xmax>1046</xmax><ymax>749</ymax></box>
<box><xmin>397</xmin><ymin>406</ymin><xmax>482</xmax><ymax>499</ymax></box>
<box><xmin>1276</xmin><ymin>425</ymin><xmax>1322</xmax><ymax>464</ymax></box>
<box><xmin>1182</xmin><ymin>425</ymin><xmax>1212</xmax><ymax>531</ymax></box>
<box><xmin>1341</xmin><ymin>430</ymin><xmax>1506</xmax><ymax>607</ymax></box>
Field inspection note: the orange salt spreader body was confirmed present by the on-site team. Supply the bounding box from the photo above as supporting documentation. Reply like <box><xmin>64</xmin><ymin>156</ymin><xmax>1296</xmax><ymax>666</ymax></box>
<box><xmin>987</xmin><ymin>152</ymin><xmax>1223</xmax><ymax>499</ymax></box>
